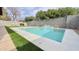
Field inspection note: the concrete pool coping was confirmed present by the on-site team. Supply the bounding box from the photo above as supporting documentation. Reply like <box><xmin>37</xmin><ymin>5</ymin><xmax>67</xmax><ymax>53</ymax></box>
<box><xmin>11</xmin><ymin>27</ymin><xmax>79</xmax><ymax>51</ymax></box>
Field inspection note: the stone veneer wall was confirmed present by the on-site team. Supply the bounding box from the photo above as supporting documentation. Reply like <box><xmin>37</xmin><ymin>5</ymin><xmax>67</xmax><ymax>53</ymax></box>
<box><xmin>27</xmin><ymin>17</ymin><xmax>66</xmax><ymax>28</ymax></box>
<box><xmin>27</xmin><ymin>15</ymin><xmax>79</xmax><ymax>29</ymax></box>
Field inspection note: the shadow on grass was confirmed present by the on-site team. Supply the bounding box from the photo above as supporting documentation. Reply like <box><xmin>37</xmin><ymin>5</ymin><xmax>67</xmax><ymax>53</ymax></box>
<box><xmin>5</xmin><ymin>26</ymin><xmax>43</xmax><ymax>51</ymax></box>
<box><xmin>17</xmin><ymin>43</ymin><xmax>43</xmax><ymax>51</ymax></box>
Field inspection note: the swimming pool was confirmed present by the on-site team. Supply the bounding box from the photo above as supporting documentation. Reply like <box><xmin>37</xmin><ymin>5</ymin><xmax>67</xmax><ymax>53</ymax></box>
<box><xmin>22</xmin><ymin>27</ymin><xmax>65</xmax><ymax>42</ymax></box>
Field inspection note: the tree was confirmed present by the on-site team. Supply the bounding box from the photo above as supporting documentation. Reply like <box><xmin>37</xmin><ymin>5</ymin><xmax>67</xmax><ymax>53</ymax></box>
<box><xmin>0</xmin><ymin>7</ymin><xmax>11</xmax><ymax>20</ymax></box>
<box><xmin>64</xmin><ymin>7</ymin><xmax>76</xmax><ymax>15</ymax></box>
<box><xmin>25</xmin><ymin>7</ymin><xmax>79</xmax><ymax>21</ymax></box>
<box><xmin>25</xmin><ymin>16</ymin><xmax>35</xmax><ymax>22</ymax></box>
<box><xmin>7</xmin><ymin>7</ymin><xmax>20</xmax><ymax>21</ymax></box>
<box><xmin>58</xmin><ymin>7</ymin><xmax>78</xmax><ymax>17</ymax></box>
<box><xmin>58</xmin><ymin>8</ymin><xmax>66</xmax><ymax>17</ymax></box>
<box><xmin>76</xmin><ymin>8</ymin><xmax>79</xmax><ymax>14</ymax></box>
<box><xmin>46</xmin><ymin>9</ymin><xmax>60</xmax><ymax>18</ymax></box>
<box><xmin>36</xmin><ymin>10</ymin><xmax>49</xmax><ymax>20</ymax></box>
<box><xmin>3</xmin><ymin>8</ymin><xmax>11</xmax><ymax>20</ymax></box>
<box><xmin>46</xmin><ymin>9</ymin><xmax>54</xmax><ymax>18</ymax></box>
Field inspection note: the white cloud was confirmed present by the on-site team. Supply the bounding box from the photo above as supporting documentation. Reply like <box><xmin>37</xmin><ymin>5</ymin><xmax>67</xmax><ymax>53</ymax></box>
<box><xmin>31</xmin><ymin>7</ymin><xmax>59</xmax><ymax>16</ymax></box>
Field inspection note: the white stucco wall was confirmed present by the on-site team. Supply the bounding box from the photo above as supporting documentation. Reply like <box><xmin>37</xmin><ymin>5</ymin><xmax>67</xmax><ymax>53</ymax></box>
<box><xmin>0</xmin><ymin>20</ymin><xmax>27</xmax><ymax>26</ymax></box>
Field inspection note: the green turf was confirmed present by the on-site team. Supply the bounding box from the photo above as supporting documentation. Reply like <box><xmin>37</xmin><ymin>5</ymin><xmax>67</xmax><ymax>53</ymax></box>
<box><xmin>5</xmin><ymin>26</ymin><xmax>43</xmax><ymax>51</ymax></box>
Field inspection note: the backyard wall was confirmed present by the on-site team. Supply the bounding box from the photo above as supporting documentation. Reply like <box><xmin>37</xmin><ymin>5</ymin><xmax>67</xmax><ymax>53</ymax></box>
<box><xmin>67</xmin><ymin>15</ymin><xmax>79</xmax><ymax>29</ymax></box>
<box><xmin>27</xmin><ymin>17</ymin><xmax>66</xmax><ymax>28</ymax></box>
<box><xmin>0</xmin><ymin>15</ymin><xmax>79</xmax><ymax>29</ymax></box>
<box><xmin>27</xmin><ymin>15</ymin><xmax>79</xmax><ymax>29</ymax></box>
<box><xmin>0</xmin><ymin>20</ymin><xmax>27</xmax><ymax>26</ymax></box>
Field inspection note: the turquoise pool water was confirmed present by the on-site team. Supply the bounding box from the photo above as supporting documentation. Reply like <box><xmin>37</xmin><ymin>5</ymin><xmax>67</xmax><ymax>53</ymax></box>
<box><xmin>22</xmin><ymin>27</ymin><xmax>65</xmax><ymax>42</ymax></box>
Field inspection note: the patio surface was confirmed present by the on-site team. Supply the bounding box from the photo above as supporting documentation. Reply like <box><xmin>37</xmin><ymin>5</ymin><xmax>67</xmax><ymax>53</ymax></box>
<box><xmin>11</xmin><ymin>27</ymin><xmax>79</xmax><ymax>51</ymax></box>
<box><xmin>0</xmin><ymin>26</ymin><xmax>16</xmax><ymax>51</ymax></box>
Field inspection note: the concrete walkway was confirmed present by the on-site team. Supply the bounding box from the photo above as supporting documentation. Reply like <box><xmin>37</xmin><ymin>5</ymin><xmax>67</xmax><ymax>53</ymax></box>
<box><xmin>0</xmin><ymin>26</ymin><xmax>16</xmax><ymax>51</ymax></box>
<box><xmin>12</xmin><ymin>27</ymin><xmax>79</xmax><ymax>51</ymax></box>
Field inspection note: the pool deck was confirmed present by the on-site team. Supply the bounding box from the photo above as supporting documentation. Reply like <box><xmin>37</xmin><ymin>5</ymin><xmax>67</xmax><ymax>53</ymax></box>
<box><xmin>11</xmin><ymin>27</ymin><xmax>79</xmax><ymax>51</ymax></box>
<box><xmin>0</xmin><ymin>26</ymin><xmax>16</xmax><ymax>51</ymax></box>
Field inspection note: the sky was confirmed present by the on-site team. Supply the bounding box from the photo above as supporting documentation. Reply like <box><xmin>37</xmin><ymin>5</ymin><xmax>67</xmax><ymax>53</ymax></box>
<box><xmin>6</xmin><ymin>7</ymin><xmax>59</xmax><ymax>20</ymax></box>
<box><xmin>18</xmin><ymin>7</ymin><xmax>59</xmax><ymax>19</ymax></box>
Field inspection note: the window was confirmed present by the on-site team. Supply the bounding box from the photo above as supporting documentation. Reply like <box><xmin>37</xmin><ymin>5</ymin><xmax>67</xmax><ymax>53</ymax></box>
<box><xmin>0</xmin><ymin>7</ymin><xmax>2</xmax><ymax>15</ymax></box>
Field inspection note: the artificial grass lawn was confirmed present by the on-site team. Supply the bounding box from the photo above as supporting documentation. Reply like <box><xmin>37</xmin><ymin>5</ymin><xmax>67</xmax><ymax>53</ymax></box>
<box><xmin>5</xmin><ymin>27</ymin><xmax>43</xmax><ymax>51</ymax></box>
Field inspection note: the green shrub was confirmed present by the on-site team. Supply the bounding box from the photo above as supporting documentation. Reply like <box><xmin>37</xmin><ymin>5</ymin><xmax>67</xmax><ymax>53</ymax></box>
<box><xmin>20</xmin><ymin>23</ymin><xmax>24</xmax><ymax>26</ymax></box>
